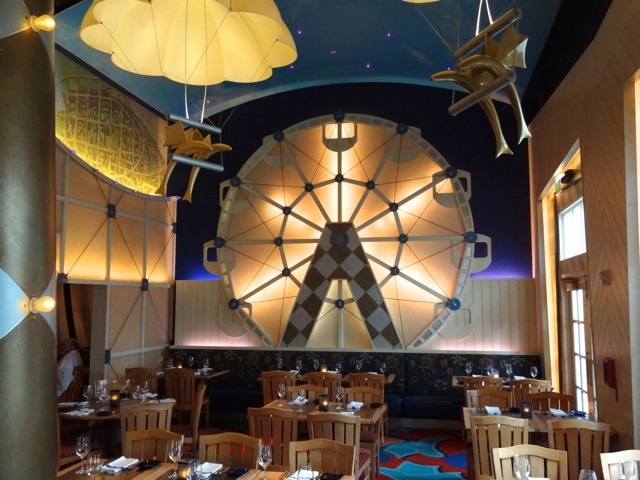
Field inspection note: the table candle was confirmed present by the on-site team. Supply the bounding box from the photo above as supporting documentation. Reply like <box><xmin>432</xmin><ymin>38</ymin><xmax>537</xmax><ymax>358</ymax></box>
<box><xmin>319</xmin><ymin>394</ymin><xmax>329</xmax><ymax>411</ymax></box>
<box><xmin>177</xmin><ymin>361</ymin><xmax>183</xmax><ymax>368</ymax></box>
<box><xmin>491</xmin><ymin>368</ymin><xmax>500</xmax><ymax>378</ymax></box>
<box><xmin>320</xmin><ymin>365</ymin><xmax>328</xmax><ymax>373</ymax></box>
<box><xmin>109</xmin><ymin>390</ymin><xmax>120</xmax><ymax>410</ymax></box>
<box><xmin>521</xmin><ymin>400</ymin><xmax>532</xmax><ymax>418</ymax></box>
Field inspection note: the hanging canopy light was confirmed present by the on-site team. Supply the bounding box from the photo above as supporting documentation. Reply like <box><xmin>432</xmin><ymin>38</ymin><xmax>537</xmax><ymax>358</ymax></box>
<box><xmin>80</xmin><ymin>0</ymin><xmax>297</xmax><ymax>86</ymax></box>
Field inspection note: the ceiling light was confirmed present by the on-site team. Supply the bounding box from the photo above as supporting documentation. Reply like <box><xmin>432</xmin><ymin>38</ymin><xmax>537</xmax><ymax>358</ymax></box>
<box><xmin>80</xmin><ymin>0</ymin><xmax>297</xmax><ymax>86</ymax></box>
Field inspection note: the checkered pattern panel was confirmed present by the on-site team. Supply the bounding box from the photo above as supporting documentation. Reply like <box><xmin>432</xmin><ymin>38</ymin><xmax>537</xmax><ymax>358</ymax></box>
<box><xmin>280</xmin><ymin>223</ymin><xmax>401</xmax><ymax>348</ymax></box>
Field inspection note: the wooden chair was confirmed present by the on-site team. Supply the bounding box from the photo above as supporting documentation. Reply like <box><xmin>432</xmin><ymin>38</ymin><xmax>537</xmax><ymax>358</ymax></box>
<box><xmin>548</xmin><ymin>419</ymin><xmax>610</xmax><ymax>480</ymax></box>
<box><xmin>343</xmin><ymin>386</ymin><xmax>383</xmax><ymax>477</ymax></box>
<box><xmin>199</xmin><ymin>432</ymin><xmax>260</xmax><ymax>469</ymax></box>
<box><xmin>347</xmin><ymin>373</ymin><xmax>385</xmax><ymax>394</ymax></box>
<box><xmin>493</xmin><ymin>444</ymin><xmax>568</xmax><ymax>480</ymax></box>
<box><xmin>347</xmin><ymin>372</ymin><xmax>388</xmax><ymax>438</ymax></box>
<box><xmin>123</xmin><ymin>429</ymin><xmax>183</xmax><ymax>462</ymax></box>
<box><xmin>464</xmin><ymin>377</ymin><xmax>504</xmax><ymax>405</ymax></box>
<box><xmin>510</xmin><ymin>379</ymin><xmax>551</xmax><ymax>405</ymax></box>
<box><xmin>468</xmin><ymin>387</ymin><xmax>513</xmax><ymax>410</ymax></box>
<box><xmin>289</xmin><ymin>439</ymin><xmax>355</xmax><ymax>476</ymax></box>
<box><xmin>247</xmin><ymin>406</ymin><xmax>298</xmax><ymax>470</ymax></box>
<box><xmin>170</xmin><ymin>384</ymin><xmax>206</xmax><ymax>453</ymax></box>
<box><xmin>286</xmin><ymin>384</ymin><xmax>328</xmax><ymax>402</ymax></box>
<box><xmin>469</xmin><ymin>415</ymin><xmax>529</xmax><ymax>480</ymax></box>
<box><xmin>305</xmin><ymin>372</ymin><xmax>343</xmax><ymax>403</ymax></box>
<box><xmin>125</xmin><ymin>367</ymin><xmax>158</xmax><ymax>394</ymax></box>
<box><xmin>120</xmin><ymin>401</ymin><xmax>174</xmax><ymax>448</ymax></box>
<box><xmin>261</xmin><ymin>370</ymin><xmax>297</xmax><ymax>405</ymax></box>
<box><xmin>307</xmin><ymin>412</ymin><xmax>371</xmax><ymax>480</ymax></box>
<box><xmin>529</xmin><ymin>391</ymin><xmax>575</xmax><ymax>412</ymax></box>
<box><xmin>164</xmin><ymin>368</ymin><xmax>209</xmax><ymax>427</ymax></box>
<box><xmin>600</xmin><ymin>450</ymin><xmax>640</xmax><ymax>480</ymax></box>
<box><xmin>59</xmin><ymin>365</ymin><xmax>85</xmax><ymax>402</ymax></box>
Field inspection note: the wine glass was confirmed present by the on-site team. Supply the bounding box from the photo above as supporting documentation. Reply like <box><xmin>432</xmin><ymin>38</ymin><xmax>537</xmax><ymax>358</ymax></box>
<box><xmin>121</xmin><ymin>379</ymin><xmax>131</xmax><ymax>399</ymax></box>
<box><xmin>157</xmin><ymin>355</ymin><xmax>165</xmax><ymax>369</ymax></box>
<box><xmin>505</xmin><ymin>364</ymin><xmax>513</xmax><ymax>379</ymax></box>
<box><xmin>276</xmin><ymin>355</ymin><xmax>284</xmax><ymax>370</ymax></box>
<box><xmin>335</xmin><ymin>385</ymin><xmax>344</xmax><ymax>409</ymax></box>
<box><xmin>580</xmin><ymin>470</ymin><xmax>598</xmax><ymax>480</ymax></box>
<box><xmin>74</xmin><ymin>436</ymin><xmax>90</xmax><ymax>474</ymax></box>
<box><xmin>464</xmin><ymin>361</ymin><xmax>473</xmax><ymax>376</ymax></box>
<box><xmin>619</xmin><ymin>462</ymin><xmax>638</xmax><ymax>480</ymax></box>
<box><xmin>335</xmin><ymin>361</ymin><xmax>342</xmax><ymax>373</ymax></box>
<box><xmin>530</xmin><ymin>366</ymin><xmax>539</xmax><ymax>379</ymax></box>
<box><xmin>203</xmin><ymin>357</ymin><xmax>210</xmax><ymax>371</ymax></box>
<box><xmin>97</xmin><ymin>386</ymin><xmax>109</xmax><ymax>409</ymax></box>
<box><xmin>277</xmin><ymin>383</ymin><xmax>287</xmax><ymax>406</ymax></box>
<box><xmin>513</xmin><ymin>454</ymin><xmax>530</xmax><ymax>480</ymax></box>
<box><xmin>141</xmin><ymin>380</ymin><xmax>150</xmax><ymax>398</ymax></box>
<box><xmin>258</xmin><ymin>442</ymin><xmax>272</xmax><ymax>480</ymax></box>
<box><xmin>86</xmin><ymin>453</ymin><xmax>102</xmax><ymax>479</ymax></box>
<box><xmin>313</xmin><ymin>358</ymin><xmax>320</xmax><ymax>371</ymax></box>
<box><xmin>82</xmin><ymin>384</ymin><xmax>93</xmax><ymax>402</ymax></box>
<box><xmin>380</xmin><ymin>362</ymin><xmax>387</xmax><ymax>375</ymax></box>
<box><xmin>168</xmin><ymin>438</ymin><xmax>183</xmax><ymax>479</ymax></box>
<box><xmin>187</xmin><ymin>355</ymin><xmax>195</xmax><ymax>368</ymax></box>
<box><xmin>296</xmin><ymin>357</ymin><xmax>303</xmax><ymax>372</ymax></box>
<box><xmin>485</xmin><ymin>363</ymin><xmax>493</xmax><ymax>376</ymax></box>
<box><xmin>167</xmin><ymin>358</ymin><xmax>175</xmax><ymax>368</ymax></box>
<box><xmin>356</xmin><ymin>359</ymin><xmax>363</xmax><ymax>372</ymax></box>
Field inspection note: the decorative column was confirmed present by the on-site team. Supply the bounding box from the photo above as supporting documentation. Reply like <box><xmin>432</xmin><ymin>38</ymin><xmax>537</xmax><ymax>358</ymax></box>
<box><xmin>0</xmin><ymin>2</ymin><xmax>58</xmax><ymax>478</ymax></box>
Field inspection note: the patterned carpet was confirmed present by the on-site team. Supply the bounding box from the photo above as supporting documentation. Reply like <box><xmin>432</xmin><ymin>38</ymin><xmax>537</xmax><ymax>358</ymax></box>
<box><xmin>378</xmin><ymin>428</ymin><xmax>467</xmax><ymax>480</ymax></box>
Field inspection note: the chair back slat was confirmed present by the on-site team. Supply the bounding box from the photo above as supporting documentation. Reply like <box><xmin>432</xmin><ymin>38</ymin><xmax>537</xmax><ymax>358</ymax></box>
<box><xmin>248</xmin><ymin>406</ymin><xmax>298</xmax><ymax>470</ymax></box>
<box><xmin>493</xmin><ymin>444</ymin><xmax>568</xmax><ymax>480</ymax></box>
<box><xmin>199</xmin><ymin>432</ymin><xmax>260</xmax><ymax>469</ymax></box>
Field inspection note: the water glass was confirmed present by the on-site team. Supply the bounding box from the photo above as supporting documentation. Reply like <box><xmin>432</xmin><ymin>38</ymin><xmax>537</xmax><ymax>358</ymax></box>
<box><xmin>530</xmin><ymin>366</ymin><xmax>538</xmax><ymax>379</ymax></box>
<box><xmin>86</xmin><ymin>453</ymin><xmax>102</xmax><ymax>478</ymax></box>
<box><xmin>465</xmin><ymin>361</ymin><xmax>473</xmax><ymax>375</ymax></box>
<box><xmin>513</xmin><ymin>454</ymin><xmax>530</xmax><ymax>480</ymax></box>
<box><xmin>258</xmin><ymin>443</ymin><xmax>272</xmax><ymax>480</ymax></box>
<box><xmin>579</xmin><ymin>470</ymin><xmax>597</xmax><ymax>480</ymax></box>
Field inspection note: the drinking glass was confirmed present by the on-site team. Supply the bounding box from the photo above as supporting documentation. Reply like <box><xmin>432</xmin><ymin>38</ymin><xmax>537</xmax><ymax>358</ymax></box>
<box><xmin>86</xmin><ymin>453</ymin><xmax>102</xmax><ymax>479</ymax></box>
<box><xmin>167</xmin><ymin>358</ymin><xmax>175</xmax><ymax>368</ymax></box>
<box><xmin>300</xmin><ymin>461</ymin><xmax>314</xmax><ymax>479</ymax></box>
<box><xmin>530</xmin><ymin>366</ymin><xmax>539</xmax><ymax>379</ymax></box>
<box><xmin>313</xmin><ymin>358</ymin><xmax>320</xmax><ymax>371</ymax></box>
<box><xmin>335</xmin><ymin>385</ymin><xmax>344</xmax><ymax>409</ymax></box>
<box><xmin>203</xmin><ymin>358</ymin><xmax>210</xmax><ymax>371</ymax></box>
<box><xmin>380</xmin><ymin>362</ymin><xmax>387</xmax><ymax>375</ymax></box>
<box><xmin>158</xmin><ymin>355</ymin><xmax>165</xmax><ymax>369</ymax></box>
<box><xmin>356</xmin><ymin>359</ymin><xmax>363</xmax><ymax>372</ymax></box>
<box><xmin>97</xmin><ymin>386</ymin><xmax>109</xmax><ymax>408</ymax></box>
<box><xmin>277</xmin><ymin>356</ymin><xmax>284</xmax><ymax>370</ymax></box>
<box><xmin>619</xmin><ymin>461</ymin><xmax>638</xmax><ymax>480</ymax></box>
<box><xmin>141</xmin><ymin>380</ymin><xmax>150</xmax><ymax>398</ymax></box>
<box><xmin>277</xmin><ymin>383</ymin><xmax>287</xmax><ymax>406</ymax></box>
<box><xmin>485</xmin><ymin>363</ymin><xmax>493</xmax><ymax>376</ymax></box>
<box><xmin>75</xmin><ymin>436</ymin><xmax>90</xmax><ymax>474</ymax></box>
<box><xmin>505</xmin><ymin>364</ymin><xmax>513</xmax><ymax>379</ymax></box>
<box><xmin>121</xmin><ymin>379</ymin><xmax>131</xmax><ymax>399</ymax></box>
<box><xmin>168</xmin><ymin>438</ymin><xmax>183</xmax><ymax>479</ymax></box>
<box><xmin>579</xmin><ymin>470</ymin><xmax>597</xmax><ymax>480</ymax></box>
<box><xmin>335</xmin><ymin>361</ymin><xmax>342</xmax><ymax>373</ymax></box>
<box><xmin>513</xmin><ymin>454</ymin><xmax>530</xmax><ymax>480</ymax></box>
<box><xmin>464</xmin><ymin>361</ymin><xmax>473</xmax><ymax>375</ymax></box>
<box><xmin>296</xmin><ymin>357</ymin><xmax>303</xmax><ymax>372</ymax></box>
<box><xmin>258</xmin><ymin>443</ymin><xmax>272</xmax><ymax>480</ymax></box>
<box><xmin>187</xmin><ymin>355</ymin><xmax>195</xmax><ymax>368</ymax></box>
<box><xmin>82</xmin><ymin>385</ymin><xmax>93</xmax><ymax>402</ymax></box>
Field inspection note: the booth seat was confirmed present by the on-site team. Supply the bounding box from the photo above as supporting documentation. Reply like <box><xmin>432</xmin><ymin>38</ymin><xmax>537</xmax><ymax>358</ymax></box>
<box><xmin>170</xmin><ymin>349</ymin><xmax>542</xmax><ymax>421</ymax></box>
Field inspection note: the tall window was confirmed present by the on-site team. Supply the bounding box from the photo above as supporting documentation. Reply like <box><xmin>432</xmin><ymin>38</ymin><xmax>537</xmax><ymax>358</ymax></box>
<box><xmin>569</xmin><ymin>285</ymin><xmax>594</xmax><ymax>412</ymax></box>
<box><xmin>559</xmin><ymin>198</ymin><xmax>586</xmax><ymax>260</ymax></box>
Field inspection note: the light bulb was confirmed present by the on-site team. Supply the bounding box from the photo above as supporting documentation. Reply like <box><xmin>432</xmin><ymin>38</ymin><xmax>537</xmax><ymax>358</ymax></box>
<box><xmin>30</xmin><ymin>15</ymin><xmax>56</xmax><ymax>32</ymax></box>
<box><xmin>29</xmin><ymin>295</ymin><xmax>56</xmax><ymax>313</ymax></box>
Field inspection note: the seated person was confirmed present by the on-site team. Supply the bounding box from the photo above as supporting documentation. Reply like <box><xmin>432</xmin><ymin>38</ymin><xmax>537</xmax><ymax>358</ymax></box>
<box><xmin>57</xmin><ymin>338</ymin><xmax>82</xmax><ymax>397</ymax></box>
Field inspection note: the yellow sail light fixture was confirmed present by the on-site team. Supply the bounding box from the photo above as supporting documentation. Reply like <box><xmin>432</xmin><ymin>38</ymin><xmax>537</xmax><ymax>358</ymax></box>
<box><xmin>79</xmin><ymin>0</ymin><xmax>297</xmax><ymax>86</ymax></box>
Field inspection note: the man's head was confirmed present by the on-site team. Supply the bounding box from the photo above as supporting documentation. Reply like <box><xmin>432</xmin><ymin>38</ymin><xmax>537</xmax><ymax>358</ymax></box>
<box><xmin>60</xmin><ymin>338</ymin><xmax>79</xmax><ymax>355</ymax></box>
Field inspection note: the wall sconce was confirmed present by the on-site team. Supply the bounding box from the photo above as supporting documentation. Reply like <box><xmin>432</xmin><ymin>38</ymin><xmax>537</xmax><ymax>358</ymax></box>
<box><xmin>30</xmin><ymin>15</ymin><xmax>55</xmax><ymax>32</ymax></box>
<box><xmin>319</xmin><ymin>394</ymin><xmax>329</xmax><ymax>411</ymax></box>
<box><xmin>28</xmin><ymin>295</ymin><xmax>55</xmax><ymax>313</ymax></box>
<box><xmin>521</xmin><ymin>400</ymin><xmax>532</xmax><ymax>419</ymax></box>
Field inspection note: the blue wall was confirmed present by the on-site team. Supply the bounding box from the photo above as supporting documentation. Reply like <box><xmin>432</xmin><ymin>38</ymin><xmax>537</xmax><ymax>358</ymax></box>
<box><xmin>172</xmin><ymin>82</ymin><xmax>531</xmax><ymax>281</ymax></box>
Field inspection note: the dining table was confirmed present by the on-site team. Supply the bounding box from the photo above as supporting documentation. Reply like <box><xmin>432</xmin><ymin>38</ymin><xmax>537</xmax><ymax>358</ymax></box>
<box><xmin>58</xmin><ymin>464</ymin><xmax>356</xmax><ymax>480</ymax></box>
<box><xmin>265</xmin><ymin>398</ymin><xmax>387</xmax><ymax>428</ymax></box>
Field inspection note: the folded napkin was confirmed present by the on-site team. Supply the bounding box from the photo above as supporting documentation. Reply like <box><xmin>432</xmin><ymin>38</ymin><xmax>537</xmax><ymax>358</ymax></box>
<box><xmin>143</xmin><ymin>393</ymin><xmax>158</xmax><ymax>400</ymax></box>
<box><xmin>198</xmin><ymin>462</ymin><xmax>223</xmax><ymax>474</ymax></box>
<box><xmin>58</xmin><ymin>402</ymin><xmax>77</xmax><ymax>407</ymax></box>
<box><xmin>347</xmin><ymin>401</ymin><xmax>364</xmax><ymax>410</ymax></box>
<box><xmin>101</xmin><ymin>456</ymin><xmax>138</xmax><ymax>473</ymax></box>
<box><xmin>289</xmin><ymin>396</ymin><xmax>308</xmax><ymax>406</ymax></box>
<box><xmin>339</xmin><ymin>411</ymin><xmax>355</xmax><ymax>415</ymax></box>
<box><xmin>513</xmin><ymin>375</ymin><xmax>526</xmax><ymax>380</ymax></box>
<box><xmin>159</xmin><ymin>398</ymin><xmax>175</xmax><ymax>403</ymax></box>
<box><xmin>485</xmin><ymin>406</ymin><xmax>502</xmax><ymax>415</ymax></box>
<box><xmin>549</xmin><ymin>408</ymin><xmax>567</xmax><ymax>417</ymax></box>
<box><xmin>292</xmin><ymin>468</ymin><xmax>320</xmax><ymax>480</ymax></box>
<box><xmin>66</xmin><ymin>408</ymin><xmax>94</xmax><ymax>416</ymax></box>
